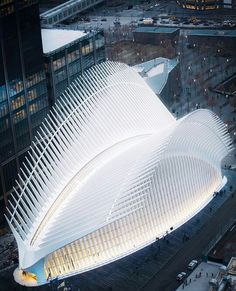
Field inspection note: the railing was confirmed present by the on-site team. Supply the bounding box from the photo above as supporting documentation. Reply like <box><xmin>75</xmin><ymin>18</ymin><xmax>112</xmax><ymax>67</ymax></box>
<box><xmin>40</xmin><ymin>0</ymin><xmax>105</xmax><ymax>25</ymax></box>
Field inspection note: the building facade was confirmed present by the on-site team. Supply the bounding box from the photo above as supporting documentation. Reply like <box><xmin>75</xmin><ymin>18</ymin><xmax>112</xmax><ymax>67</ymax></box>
<box><xmin>177</xmin><ymin>0</ymin><xmax>222</xmax><ymax>9</ymax></box>
<box><xmin>6</xmin><ymin>62</ymin><xmax>232</xmax><ymax>286</ymax></box>
<box><xmin>0</xmin><ymin>0</ymin><xmax>49</xmax><ymax>223</ymax></box>
<box><xmin>133</xmin><ymin>27</ymin><xmax>180</xmax><ymax>46</ymax></box>
<box><xmin>187</xmin><ymin>29</ymin><xmax>236</xmax><ymax>56</ymax></box>
<box><xmin>42</xmin><ymin>28</ymin><xmax>105</xmax><ymax>104</ymax></box>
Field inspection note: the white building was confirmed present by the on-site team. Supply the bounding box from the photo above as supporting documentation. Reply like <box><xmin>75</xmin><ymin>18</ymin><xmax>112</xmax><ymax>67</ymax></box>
<box><xmin>6</xmin><ymin>61</ymin><xmax>233</xmax><ymax>286</ymax></box>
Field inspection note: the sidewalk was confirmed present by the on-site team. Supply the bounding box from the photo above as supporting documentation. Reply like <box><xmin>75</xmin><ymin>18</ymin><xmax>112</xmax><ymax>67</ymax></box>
<box><xmin>176</xmin><ymin>262</ymin><xmax>221</xmax><ymax>291</ymax></box>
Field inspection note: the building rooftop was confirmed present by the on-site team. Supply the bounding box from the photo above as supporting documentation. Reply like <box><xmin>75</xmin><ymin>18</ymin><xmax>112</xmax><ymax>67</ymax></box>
<box><xmin>134</xmin><ymin>26</ymin><xmax>179</xmax><ymax>34</ymax></box>
<box><xmin>41</xmin><ymin>29</ymin><xmax>87</xmax><ymax>54</ymax></box>
<box><xmin>134</xmin><ymin>57</ymin><xmax>178</xmax><ymax>95</ymax></box>
<box><xmin>189</xmin><ymin>29</ymin><xmax>236</xmax><ymax>38</ymax></box>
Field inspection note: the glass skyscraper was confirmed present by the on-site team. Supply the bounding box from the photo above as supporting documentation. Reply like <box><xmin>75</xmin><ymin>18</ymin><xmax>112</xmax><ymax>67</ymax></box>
<box><xmin>0</xmin><ymin>0</ymin><xmax>49</xmax><ymax>223</ymax></box>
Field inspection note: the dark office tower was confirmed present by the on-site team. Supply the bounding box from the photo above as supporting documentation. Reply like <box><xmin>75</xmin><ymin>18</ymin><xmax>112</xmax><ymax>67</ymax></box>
<box><xmin>0</xmin><ymin>0</ymin><xmax>49</xmax><ymax>223</ymax></box>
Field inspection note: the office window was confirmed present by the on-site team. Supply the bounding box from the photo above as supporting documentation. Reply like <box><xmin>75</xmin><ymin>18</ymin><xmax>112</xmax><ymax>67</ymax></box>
<box><xmin>54</xmin><ymin>68</ymin><xmax>67</xmax><ymax>84</ymax></box>
<box><xmin>68</xmin><ymin>49</ymin><xmax>80</xmax><ymax>63</ymax></box>
<box><xmin>83</xmin><ymin>54</ymin><xmax>94</xmax><ymax>70</ymax></box>
<box><xmin>0</xmin><ymin>101</ymin><xmax>8</xmax><ymax>118</ymax></box>
<box><xmin>0</xmin><ymin>0</ymin><xmax>14</xmax><ymax>6</ymax></box>
<box><xmin>81</xmin><ymin>39</ymin><xmax>93</xmax><ymax>56</ymax></box>
<box><xmin>0</xmin><ymin>85</ymin><xmax>7</xmax><ymax>103</ymax></box>
<box><xmin>13</xmin><ymin>108</ymin><xmax>26</xmax><ymax>124</ymax></box>
<box><xmin>27</xmin><ymin>70</ymin><xmax>45</xmax><ymax>88</ymax></box>
<box><xmin>0</xmin><ymin>115</ymin><xmax>10</xmax><ymax>133</ymax></box>
<box><xmin>0</xmin><ymin>3</ymin><xmax>14</xmax><ymax>17</ymax></box>
<box><xmin>53</xmin><ymin>57</ymin><xmax>66</xmax><ymax>71</ymax></box>
<box><xmin>11</xmin><ymin>95</ymin><xmax>25</xmax><ymax>111</ymax></box>
<box><xmin>29</xmin><ymin>96</ymin><xmax>48</xmax><ymax>115</ymax></box>
<box><xmin>9</xmin><ymin>79</ymin><xmax>24</xmax><ymax>97</ymax></box>
<box><xmin>69</xmin><ymin>60</ymin><xmax>81</xmax><ymax>77</ymax></box>
<box><xmin>28</xmin><ymin>82</ymin><xmax>47</xmax><ymax>101</ymax></box>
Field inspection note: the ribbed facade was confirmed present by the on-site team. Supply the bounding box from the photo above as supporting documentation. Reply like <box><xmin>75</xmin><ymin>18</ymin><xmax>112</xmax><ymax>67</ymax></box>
<box><xmin>6</xmin><ymin>61</ymin><xmax>233</xmax><ymax>285</ymax></box>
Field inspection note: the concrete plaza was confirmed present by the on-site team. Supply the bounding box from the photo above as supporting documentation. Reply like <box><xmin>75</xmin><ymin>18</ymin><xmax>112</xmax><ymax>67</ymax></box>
<box><xmin>176</xmin><ymin>262</ymin><xmax>222</xmax><ymax>291</ymax></box>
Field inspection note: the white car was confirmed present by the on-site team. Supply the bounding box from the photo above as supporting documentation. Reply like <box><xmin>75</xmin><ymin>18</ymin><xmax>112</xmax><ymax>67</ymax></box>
<box><xmin>188</xmin><ymin>259</ymin><xmax>198</xmax><ymax>270</ymax></box>
<box><xmin>176</xmin><ymin>272</ymin><xmax>187</xmax><ymax>281</ymax></box>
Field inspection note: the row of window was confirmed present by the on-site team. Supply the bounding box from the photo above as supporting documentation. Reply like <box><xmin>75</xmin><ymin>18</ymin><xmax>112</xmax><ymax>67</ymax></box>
<box><xmin>0</xmin><ymin>71</ymin><xmax>46</xmax><ymax>103</ymax></box>
<box><xmin>0</xmin><ymin>102</ymin><xmax>48</xmax><ymax>163</ymax></box>
<box><xmin>52</xmin><ymin>37</ymin><xmax>100</xmax><ymax>72</ymax></box>
<box><xmin>0</xmin><ymin>0</ymin><xmax>13</xmax><ymax>6</ymax></box>
<box><xmin>0</xmin><ymin>81</ymin><xmax>48</xmax><ymax>118</ymax></box>
<box><xmin>27</xmin><ymin>71</ymin><xmax>46</xmax><ymax>88</ymax></box>
<box><xmin>0</xmin><ymin>3</ymin><xmax>14</xmax><ymax>17</ymax></box>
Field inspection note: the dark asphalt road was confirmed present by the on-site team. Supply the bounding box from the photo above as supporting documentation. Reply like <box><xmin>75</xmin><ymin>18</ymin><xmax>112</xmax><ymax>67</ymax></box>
<box><xmin>140</xmin><ymin>191</ymin><xmax>236</xmax><ymax>291</ymax></box>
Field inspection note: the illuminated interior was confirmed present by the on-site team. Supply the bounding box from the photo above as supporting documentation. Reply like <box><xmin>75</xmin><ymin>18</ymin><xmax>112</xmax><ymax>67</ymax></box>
<box><xmin>177</xmin><ymin>0</ymin><xmax>221</xmax><ymax>9</ymax></box>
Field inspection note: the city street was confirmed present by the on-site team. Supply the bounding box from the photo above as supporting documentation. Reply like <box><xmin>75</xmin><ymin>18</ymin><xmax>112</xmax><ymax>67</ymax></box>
<box><xmin>66</xmin><ymin>0</ymin><xmax>236</xmax><ymax>31</ymax></box>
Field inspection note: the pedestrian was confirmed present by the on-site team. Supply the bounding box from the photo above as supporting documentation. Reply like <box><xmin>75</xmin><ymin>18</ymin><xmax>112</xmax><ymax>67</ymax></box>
<box><xmin>206</xmin><ymin>272</ymin><xmax>208</xmax><ymax>277</ymax></box>
<box><xmin>189</xmin><ymin>278</ymin><xmax>191</xmax><ymax>283</ymax></box>
<box><xmin>199</xmin><ymin>272</ymin><xmax>201</xmax><ymax>277</ymax></box>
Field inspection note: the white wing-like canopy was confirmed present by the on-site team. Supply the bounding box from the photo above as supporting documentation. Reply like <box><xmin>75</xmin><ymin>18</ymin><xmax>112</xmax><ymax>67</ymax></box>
<box><xmin>6</xmin><ymin>62</ymin><xmax>233</xmax><ymax>284</ymax></box>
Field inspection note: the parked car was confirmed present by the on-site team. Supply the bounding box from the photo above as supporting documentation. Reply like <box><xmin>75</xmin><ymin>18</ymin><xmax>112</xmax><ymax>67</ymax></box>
<box><xmin>188</xmin><ymin>259</ymin><xmax>198</xmax><ymax>270</ymax></box>
<box><xmin>176</xmin><ymin>272</ymin><xmax>187</xmax><ymax>281</ymax></box>
<box><xmin>113</xmin><ymin>20</ymin><xmax>121</xmax><ymax>26</ymax></box>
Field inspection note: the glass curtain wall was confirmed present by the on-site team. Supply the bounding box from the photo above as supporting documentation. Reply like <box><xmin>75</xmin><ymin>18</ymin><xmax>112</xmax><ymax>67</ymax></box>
<box><xmin>0</xmin><ymin>0</ymin><xmax>49</xmax><ymax>223</ymax></box>
<box><xmin>45</xmin><ymin>30</ymin><xmax>105</xmax><ymax>104</ymax></box>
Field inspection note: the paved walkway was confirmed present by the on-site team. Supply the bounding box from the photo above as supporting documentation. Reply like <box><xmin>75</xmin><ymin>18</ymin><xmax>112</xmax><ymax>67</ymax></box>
<box><xmin>176</xmin><ymin>262</ymin><xmax>221</xmax><ymax>291</ymax></box>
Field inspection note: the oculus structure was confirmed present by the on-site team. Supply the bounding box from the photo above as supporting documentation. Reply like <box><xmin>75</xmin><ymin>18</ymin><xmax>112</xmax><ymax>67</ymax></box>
<box><xmin>5</xmin><ymin>61</ymin><xmax>233</xmax><ymax>286</ymax></box>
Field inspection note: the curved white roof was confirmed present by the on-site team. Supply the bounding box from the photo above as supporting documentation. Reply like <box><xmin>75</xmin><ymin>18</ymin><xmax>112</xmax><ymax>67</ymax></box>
<box><xmin>6</xmin><ymin>62</ymin><xmax>233</xmax><ymax>283</ymax></box>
